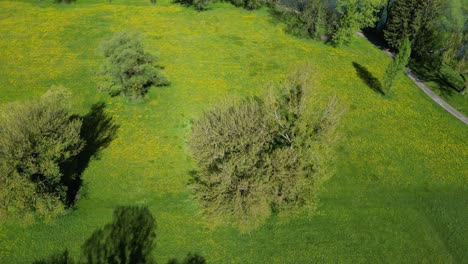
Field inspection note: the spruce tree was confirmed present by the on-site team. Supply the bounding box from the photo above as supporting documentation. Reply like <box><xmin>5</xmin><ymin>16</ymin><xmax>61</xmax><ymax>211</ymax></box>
<box><xmin>384</xmin><ymin>0</ymin><xmax>441</xmax><ymax>56</ymax></box>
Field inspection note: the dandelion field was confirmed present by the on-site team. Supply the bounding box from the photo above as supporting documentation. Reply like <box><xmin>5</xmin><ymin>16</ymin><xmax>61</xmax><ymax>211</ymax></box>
<box><xmin>0</xmin><ymin>0</ymin><xmax>467</xmax><ymax>263</ymax></box>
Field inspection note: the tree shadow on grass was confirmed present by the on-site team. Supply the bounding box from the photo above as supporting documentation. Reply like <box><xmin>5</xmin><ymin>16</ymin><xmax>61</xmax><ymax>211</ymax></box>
<box><xmin>61</xmin><ymin>102</ymin><xmax>119</xmax><ymax>207</ymax></box>
<box><xmin>352</xmin><ymin>62</ymin><xmax>384</xmax><ymax>95</ymax></box>
<box><xmin>34</xmin><ymin>206</ymin><xmax>206</xmax><ymax>264</ymax></box>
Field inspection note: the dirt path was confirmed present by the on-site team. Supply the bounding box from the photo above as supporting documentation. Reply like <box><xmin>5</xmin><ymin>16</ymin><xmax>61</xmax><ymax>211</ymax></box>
<box><xmin>356</xmin><ymin>32</ymin><xmax>468</xmax><ymax>125</ymax></box>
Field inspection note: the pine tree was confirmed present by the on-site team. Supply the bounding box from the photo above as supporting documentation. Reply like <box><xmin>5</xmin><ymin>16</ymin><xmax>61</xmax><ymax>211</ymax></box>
<box><xmin>384</xmin><ymin>0</ymin><xmax>441</xmax><ymax>55</ymax></box>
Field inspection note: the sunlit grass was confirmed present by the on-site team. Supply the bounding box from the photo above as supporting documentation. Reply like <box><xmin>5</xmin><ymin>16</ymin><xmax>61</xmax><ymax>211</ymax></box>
<box><xmin>0</xmin><ymin>0</ymin><xmax>467</xmax><ymax>263</ymax></box>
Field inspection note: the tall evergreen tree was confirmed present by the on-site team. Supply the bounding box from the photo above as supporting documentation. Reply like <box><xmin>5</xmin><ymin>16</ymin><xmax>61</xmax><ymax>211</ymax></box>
<box><xmin>384</xmin><ymin>0</ymin><xmax>442</xmax><ymax>57</ymax></box>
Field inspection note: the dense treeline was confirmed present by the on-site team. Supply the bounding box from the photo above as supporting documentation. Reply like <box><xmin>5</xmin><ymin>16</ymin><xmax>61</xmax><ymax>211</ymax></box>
<box><xmin>381</xmin><ymin>0</ymin><xmax>467</xmax><ymax>93</ymax></box>
<box><xmin>277</xmin><ymin>0</ymin><xmax>466</xmax><ymax>93</ymax></box>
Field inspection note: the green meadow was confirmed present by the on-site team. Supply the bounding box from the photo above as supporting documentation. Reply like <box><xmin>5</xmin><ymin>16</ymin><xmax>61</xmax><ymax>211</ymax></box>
<box><xmin>0</xmin><ymin>0</ymin><xmax>467</xmax><ymax>263</ymax></box>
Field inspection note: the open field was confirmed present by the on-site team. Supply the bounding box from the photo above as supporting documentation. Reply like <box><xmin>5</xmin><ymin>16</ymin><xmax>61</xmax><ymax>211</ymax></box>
<box><xmin>0</xmin><ymin>0</ymin><xmax>467</xmax><ymax>263</ymax></box>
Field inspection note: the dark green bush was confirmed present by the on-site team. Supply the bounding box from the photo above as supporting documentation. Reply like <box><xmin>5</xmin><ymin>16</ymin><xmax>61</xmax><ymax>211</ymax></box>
<box><xmin>98</xmin><ymin>32</ymin><xmax>169</xmax><ymax>100</ymax></box>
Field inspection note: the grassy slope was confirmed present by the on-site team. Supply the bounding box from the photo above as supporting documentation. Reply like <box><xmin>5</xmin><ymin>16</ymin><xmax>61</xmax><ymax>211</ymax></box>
<box><xmin>0</xmin><ymin>1</ymin><xmax>467</xmax><ymax>263</ymax></box>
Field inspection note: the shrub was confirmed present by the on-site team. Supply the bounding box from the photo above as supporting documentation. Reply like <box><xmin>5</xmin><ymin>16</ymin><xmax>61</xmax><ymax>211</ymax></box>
<box><xmin>189</xmin><ymin>68</ymin><xmax>343</xmax><ymax>229</ymax></box>
<box><xmin>0</xmin><ymin>88</ymin><xmax>84</xmax><ymax>222</ymax></box>
<box><xmin>98</xmin><ymin>32</ymin><xmax>169</xmax><ymax>100</ymax></box>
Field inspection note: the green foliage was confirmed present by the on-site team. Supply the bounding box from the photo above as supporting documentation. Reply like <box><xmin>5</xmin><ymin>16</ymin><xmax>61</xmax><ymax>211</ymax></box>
<box><xmin>0</xmin><ymin>88</ymin><xmax>84</xmax><ymax>222</ymax></box>
<box><xmin>98</xmin><ymin>32</ymin><xmax>169</xmax><ymax>100</ymax></box>
<box><xmin>332</xmin><ymin>0</ymin><xmax>383</xmax><ymax>46</ymax></box>
<box><xmin>384</xmin><ymin>0</ymin><xmax>442</xmax><ymax>53</ymax></box>
<box><xmin>1</xmin><ymin>1</ymin><xmax>467</xmax><ymax>262</ymax></box>
<box><xmin>280</xmin><ymin>0</ymin><xmax>333</xmax><ymax>40</ymax></box>
<box><xmin>189</xmin><ymin>68</ymin><xmax>342</xmax><ymax>229</ymax></box>
<box><xmin>437</xmin><ymin>63</ymin><xmax>466</xmax><ymax>92</ymax></box>
<box><xmin>175</xmin><ymin>0</ymin><xmax>212</xmax><ymax>11</ymax></box>
<box><xmin>383</xmin><ymin>38</ymin><xmax>411</xmax><ymax>94</ymax></box>
<box><xmin>441</xmin><ymin>24</ymin><xmax>468</xmax><ymax>74</ymax></box>
<box><xmin>82</xmin><ymin>206</ymin><xmax>156</xmax><ymax>264</ymax></box>
<box><xmin>228</xmin><ymin>0</ymin><xmax>263</xmax><ymax>10</ymax></box>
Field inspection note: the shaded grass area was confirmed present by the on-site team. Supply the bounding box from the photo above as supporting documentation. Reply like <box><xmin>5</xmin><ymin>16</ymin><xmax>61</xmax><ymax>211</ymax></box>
<box><xmin>0</xmin><ymin>0</ymin><xmax>467</xmax><ymax>263</ymax></box>
<box><xmin>409</xmin><ymin>62</ymin><xmax>467</xmax><ymax>116</ymax></box>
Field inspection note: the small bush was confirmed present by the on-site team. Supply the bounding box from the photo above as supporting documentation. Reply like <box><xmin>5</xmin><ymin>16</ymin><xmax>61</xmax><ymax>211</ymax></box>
<box><xmin>98</xmin><ymin>32</ymin><xmax>169</xmax><ymax>100</ymax></box>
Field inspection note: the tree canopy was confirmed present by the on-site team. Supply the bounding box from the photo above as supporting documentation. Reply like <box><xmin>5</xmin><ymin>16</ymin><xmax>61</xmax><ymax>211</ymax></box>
<box><xmin>189</xmin><ymin>68</ymin><xmax>343</xmax><ymax>229</ymax></box>
<box><xmin>0</xmin><ymin>88</ymin><xmax>84</xmax><ymax>222</ymax></box>
<box><xmin>98</xmin><ymin>32</ymin><xmax>169</xmax><ymax>100</ymax></box>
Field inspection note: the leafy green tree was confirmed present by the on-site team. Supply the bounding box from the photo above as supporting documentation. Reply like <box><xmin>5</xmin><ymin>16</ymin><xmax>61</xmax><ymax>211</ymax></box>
<box><xmin>0</xmin><ymin>88</ymin><xmax>84</xmax><ymax>222</ymax></box>
<box><xmin>82</xmin><ymin>206</ymin><xmax>156</xmax><ymax>264</ymax></box>
<box><xmin>189</xmin><ymin>68</ymin><xmax>343</xmax><ymax>230</ymax></box>
<box><xmin>281</xmin><ymin>0</ymin><xmax>331</xmax><ymax>40</ymax></box>
<box><xmin>332</xmin><ymin>0</ymin><xmax>383</xmax><ymax>46</ymax></box>
<box><xmin>193</xmin><ymin>0</ymin><xmax>210</xmax><ymax>10</ymax></box>
<box><xmin>441</xmin><ymin>19</ymin><xmax>468</xmax><ymax>75</ymax></box>
<box><xmin>383</xmin><ymin>38</ymin><xmax>412</xmax><ymax>95</ymax></box>
<box><xmin>227</xmin><ymin>0</ymin><xmax>263</xmax><ymax>9</ymax></box>
<box><xmin>98</xmin><ymin>32</ymin><xmax>169</xmax><ymax>100</ymax></box>
<box><xmin>244</xmin><ymin>0</ymin><xmax>263</xmax><ymax>10</ymax></box>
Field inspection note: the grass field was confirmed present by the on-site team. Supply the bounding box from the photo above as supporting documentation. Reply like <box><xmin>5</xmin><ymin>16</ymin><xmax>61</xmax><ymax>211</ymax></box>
<box><xmin>0</xmin><ymin>0</ymin><xmax>467</xmax><ymax>263</ymax></box>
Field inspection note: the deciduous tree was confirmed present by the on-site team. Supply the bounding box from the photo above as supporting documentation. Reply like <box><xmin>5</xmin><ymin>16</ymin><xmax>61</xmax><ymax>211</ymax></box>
<box><xmin>189</xmin><ymin>68</ymin><xmax>343</xmax><ymax>229</ymax></box>
<box><xmin>0</xmin><ymin>88</ymin><xmax>84</xmax><ymax>221</ymax></box>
